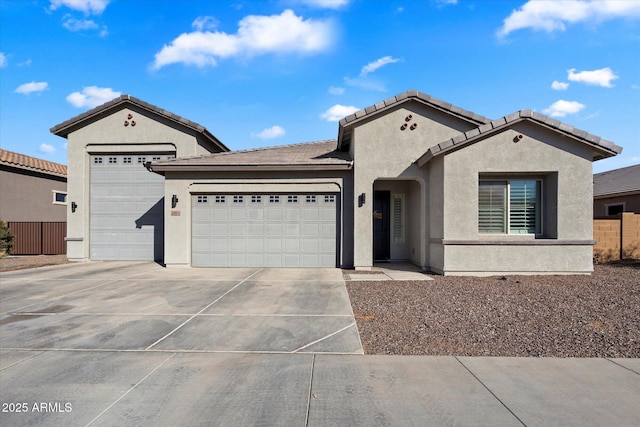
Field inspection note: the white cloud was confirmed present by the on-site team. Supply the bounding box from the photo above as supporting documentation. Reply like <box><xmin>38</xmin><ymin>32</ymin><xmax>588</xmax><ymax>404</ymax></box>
<box><xmin>66</xmin><ymin>86</ymin><xmax>121</xmax><ymax>108</ymax></box>
<box><xmin>296</xmin><ymin>0</ymin><xmax>351</xmax><ymax>9</ymax></box>
<box><xmin>435</xmin><ymin>0</ymin><xmax>458</xmax><ymax>6</ymax></box>
<box><xmin>360</xmin><ymin>56</ymin><xmax>401</xmax><ymax>77</ymax></box>
<box><xmin>192</xmin><ymin>16</ymin><xmax>219</xmax><ymax>31</ymax></box>
<box><xmin>551</xmin><ymin>81</ymin><xmax>569</xmax><ymax>90</ymax></box>
<box><xmin>497</xmin><ymin>0</ymin><xmax>640</xmax><ymax>38</ymax></box>
<box><xmin>320</xmin><ymin>104</ymin><xmax>359</xmax><ymax>122</ymax></box>
<box><xmin>543</xmin><ymin>100</ymin><xmax>586</xmax><ymax>117</ymax></box>
<box><xmin>567</xmin><ymin>67</ymin><xmax>618</xmax><ymax>88</ymax></box>
<box><xmin>49</xmin><ymin>0</ymin><xmax>109</xmax><ymax>15</ymax></box>
<box><xmin>344</xmin><ymin>76</ymin><xmax>387</xmax><ymax>92</ymax></box>
<box><xmin>328</xmin><ymin>86</ymin><xmax>345</xmax><ymax>95</ymax></box>
<box><xmin>0</xmin><ymin>52</ymin><xmax>6</xmax><ymax>67</ymax></box>
<box><xmin>252</xmin><ymin>125</ymin><xmax>286</xmax><ymax>139</ymax></box>
<box><xmin>14</xmin><ymin>81</ymin><xmax>49</xmax><ymax>95</ymax></box>
<box><xmin>152</xmin><ymin>10</ymin><xmax>334</xmax><ymax>70</ymax></box>
<box><xmin>63</xmin><ymin>17</ymin><xmax>98</xmax><ymax>31</ymax></box>
<box><xmin>18</xmin><ymin>58</ymin><xmax>32</xmax><ymax>67</ymax></box>
<box><xmin>39</xmin><ymin>143</ymin><xmax>56</xmax><ymax>154</ymax></box>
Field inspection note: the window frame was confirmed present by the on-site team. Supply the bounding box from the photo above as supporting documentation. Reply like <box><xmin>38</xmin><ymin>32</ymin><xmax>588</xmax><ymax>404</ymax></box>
<box><xmin>52</xmin><ymin>190</ymin><xmax>68</xmax><ymax>205</ymax></box>
<box><xmin>479</xmin><ymin>177</ymin><xmax>543</xmax><ymax>236</ymax></box>
<box><xmin>605</xmin><ymin>203</ymin><xmax>625</xmax><ymax>216</ymax></box>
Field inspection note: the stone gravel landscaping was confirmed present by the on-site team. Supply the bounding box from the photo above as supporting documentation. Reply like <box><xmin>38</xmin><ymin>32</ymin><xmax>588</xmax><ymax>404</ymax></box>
<box><xmin>347</xmin><ymin>261</ymin><xmax>640</xmax><ymax>357</ymax></box>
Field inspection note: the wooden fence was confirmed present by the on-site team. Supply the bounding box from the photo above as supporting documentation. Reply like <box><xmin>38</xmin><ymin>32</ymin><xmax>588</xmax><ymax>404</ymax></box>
<box><xmin>7</xmin><ymin>222</ymin><xmax>67</xmax><ymax>255</ymax></box>
<box><xmin>593</xmin><ymin>212</ymin><xmax>640</xmax><ymax>262</ymax></box>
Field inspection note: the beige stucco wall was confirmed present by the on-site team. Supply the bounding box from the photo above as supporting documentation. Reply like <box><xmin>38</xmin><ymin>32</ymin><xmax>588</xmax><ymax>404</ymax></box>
<box><xmin>0</xmin><ymin>167</ymin><xmax>67</xmax><ymax>222</ymax></box>
<box><xmin>162</xmin><ymin>170</ymin><xmax>353</xmax><ymax>268</ymax></box>
<box><xmin>434</xmin><ymin>121</ymin><xmax>596</xmax><ymax>274</ymax></box>
<box><xmin>350</xmin><ymin>102</ymin><xmax>478</xmax><ymax>269</ymax></box>
<box><xmin>64</xmin><ymin>104</ymin><xmax>221</xmax><ymax>261</ymax></box>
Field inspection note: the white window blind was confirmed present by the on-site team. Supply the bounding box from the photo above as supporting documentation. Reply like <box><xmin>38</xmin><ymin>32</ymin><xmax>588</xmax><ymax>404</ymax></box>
<box><xmin>392</xmin><ymin>194</ymin><xmax>405</xmax><ymax>243</ymax></box>
<box><xmin>509</xmin><ymin>180</ymin><xmax>540</xmax><ymax>234</ymax></box>
<box><xmin>479</xmin><ymin>179</ymin><xmax>541</xmax><ymax>234</ymax></box>
<box><xmin>479</xmin><ymin>182</ymin><xmax>507</xmax><ymax>233</ymax></box>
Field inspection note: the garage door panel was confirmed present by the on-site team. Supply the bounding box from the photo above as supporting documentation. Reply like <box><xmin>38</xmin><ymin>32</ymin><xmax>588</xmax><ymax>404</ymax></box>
<box><xmin>90</xmin><ymin>154</ymin><xmax>167</xmax><ymax>261</ymax></box>
<box><xmin>192</xmin><ymin>193</ymin><xmax>337</xmax><ymax>268</ymax></box>
<box><xmin>265</xmin><ymin>239</ymin><xmax>282</xmax><ymax>251</ymax></box>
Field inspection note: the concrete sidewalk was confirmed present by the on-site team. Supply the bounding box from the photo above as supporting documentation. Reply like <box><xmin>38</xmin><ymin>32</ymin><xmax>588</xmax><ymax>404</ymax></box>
<box><xmin>1</xmin><ymin>351</ymin><xmax>638</xmax><ymax>426</ymax></box>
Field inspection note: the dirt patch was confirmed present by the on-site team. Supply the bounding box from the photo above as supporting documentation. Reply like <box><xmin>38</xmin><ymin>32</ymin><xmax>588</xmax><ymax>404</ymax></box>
<box><xmin>0</xmin><ymin>255</ymin><xmax>69</xmax><ymax>272</ymax></box>
<box><xmin>347</xmin><ymin>263</ymin><xmax>640</xmax><ymax>357</ymax></box>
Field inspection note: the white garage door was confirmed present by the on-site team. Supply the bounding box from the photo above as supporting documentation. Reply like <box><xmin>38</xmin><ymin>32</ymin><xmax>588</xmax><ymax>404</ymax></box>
<box><xmin>192</xmin><ymin>194</ymin><xmax>338</xmax><ymax>267</ymax></box>
<box><xmin>90</xmin><ymin>154</ymin><xmax>170</xmax><ymax>261</ymax></box>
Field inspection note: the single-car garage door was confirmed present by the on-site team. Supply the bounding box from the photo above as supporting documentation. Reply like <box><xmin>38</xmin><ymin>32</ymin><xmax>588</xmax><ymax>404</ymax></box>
<box><xmin>90</xmin><ymin>154</ymin><xmax>170</xmax><ymax>261</ymax></box>
<box><xmin>192</xmin><ymin>193</ymin><xmax>338</xmax><ymax>267</ymax></box>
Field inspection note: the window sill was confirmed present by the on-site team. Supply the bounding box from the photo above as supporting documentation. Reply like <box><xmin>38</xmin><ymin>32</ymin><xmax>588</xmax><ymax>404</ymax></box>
<box><xmin>439</xmin><ymin>239</ymin><xmax>596</xmax><ymax>246</ymax></box>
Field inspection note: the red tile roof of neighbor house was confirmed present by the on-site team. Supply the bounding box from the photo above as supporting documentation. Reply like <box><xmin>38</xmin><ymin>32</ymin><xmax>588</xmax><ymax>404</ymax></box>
<box><xmin>0</xmin><ymin>148</ymin><xmax>67</xmax><ymax>177</ymax></box>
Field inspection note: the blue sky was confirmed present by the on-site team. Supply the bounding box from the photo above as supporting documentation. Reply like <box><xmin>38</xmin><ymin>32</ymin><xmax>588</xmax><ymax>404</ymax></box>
<box><xmin>1</xmin><ymin>0</ymin><xmax>639</xmax><ymax>173</ymax></box>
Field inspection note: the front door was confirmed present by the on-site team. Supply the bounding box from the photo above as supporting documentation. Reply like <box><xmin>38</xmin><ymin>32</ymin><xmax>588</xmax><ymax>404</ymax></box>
<box><xmin>373</xmin><ymin>191</ymin><xmax>390</xmax><ymax>261</ymax></box>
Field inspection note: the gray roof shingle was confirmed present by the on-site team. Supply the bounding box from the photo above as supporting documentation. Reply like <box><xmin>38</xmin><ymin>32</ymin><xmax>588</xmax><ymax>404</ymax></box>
<box><xmin>339</xmin><ymin>89</ymin><xmax>490</xmax><ymax>128</ymax></box>
<box><xmin>417</xmin><ymin>110</ymin><xmax>622</xmax><ymax>165</ymax></box>
<box><xmin>150</xmin><ymin>140</ymin><xmax>352</xmax><ymax>172</ymax></box>
<box><xmin>593</xmin><ymin>164</ymin><xmax>640</xmax><ymax>197</ymax></box>
<box><xmin>50</xmin><ymin>95</ymin><xmax>228</xmax><ymax>152</ymax></box>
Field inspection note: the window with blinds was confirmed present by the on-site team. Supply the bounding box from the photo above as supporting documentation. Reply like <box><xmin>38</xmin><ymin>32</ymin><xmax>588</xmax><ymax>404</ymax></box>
<box><xmin>479</xmin><ymin>179</ymin><xmax>541</xmax><ymax>234</ymax></box>
<box><xmin>392</xmin><ymin>194</ymin><xmax>405</xmax><ymax>243</ymax></box>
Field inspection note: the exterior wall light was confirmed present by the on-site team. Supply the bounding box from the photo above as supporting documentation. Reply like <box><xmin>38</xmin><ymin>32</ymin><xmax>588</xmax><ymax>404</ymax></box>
<box><xmin>71</xmin><ymin>202</ymin><xmax>78</xmax><ymax>213</ymax></box>
<box><xmin>171</xmin><ymin>194</ymin><xmax>179</xmax><ymax>208</ymax></box>
<box><xmin>358</xmin><ymin>193</ymin><xmax>366</xmax><ymax>207</ymax></box>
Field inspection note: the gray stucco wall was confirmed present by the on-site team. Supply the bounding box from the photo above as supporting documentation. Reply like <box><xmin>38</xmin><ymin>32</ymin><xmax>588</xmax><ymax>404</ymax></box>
<box><xmin>434</xmin><ymin>121</ymin><xmax>596</xmax><ymax>274</ymax></box>
<box><xmin>0</xmin><ymin>167</ymin><xmax>67</xmax><ymax>222</ymax></box>
<box><xmin>65</xmin><ymin>105</ymin><xmax>220</xmax><ymax>261</ymax></box>
<box><xmin>350</xmin><ymin>103</ymin><xmax>478</xmax><ymax>269</ymax></box>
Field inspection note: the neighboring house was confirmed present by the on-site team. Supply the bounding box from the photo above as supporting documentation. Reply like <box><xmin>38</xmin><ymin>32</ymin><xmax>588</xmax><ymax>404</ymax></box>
<box><xmin>51</xmin><ymin>90</ymin><xmax>622</xmax><ymax>275</ymax></box>
<box><xmin>593</xmin><ymin>164</ymin><xmax>640</xmax><ymax>217</ymax></box>
<box><xmin>0</xmin><ymin>148</ymin><xmax>68</xmax><ymax>254</ymax></box>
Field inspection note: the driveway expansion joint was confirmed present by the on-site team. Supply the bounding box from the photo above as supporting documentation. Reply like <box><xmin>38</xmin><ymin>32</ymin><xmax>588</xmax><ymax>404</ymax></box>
<box><xmin>454</xmin><ymin>356</ymin><xmax>527</xmax><ymax>427</ymax></box>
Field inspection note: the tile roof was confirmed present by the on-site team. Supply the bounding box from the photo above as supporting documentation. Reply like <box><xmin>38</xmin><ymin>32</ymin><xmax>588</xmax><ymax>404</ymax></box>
<box><xmin>337</xmin><ymin>90</ymin><xmax>490</xmax><ymax>149</ymax></box>
<box><xmin>149</xmin><ymin>140</ymin><xmax>352</xmax><ymax>173</ymax></box>
<box><xmin>593</xmin><ymin>164</ymin><xmax>640</xmax><ymax>197</ymax></box>
<box><xmin>50</xmin><ymin>94</ymin><xmax>228</xmax><ymax>152</ymax></box>
<box><xmin>0</xmin><ymin>148</ymin><xmax>67</xmax><ymax>177</ymax></box>
<box><xmin>417</xmin><ymin>109</ymin><xmax>622</xmax><ymax>166</ymax></box>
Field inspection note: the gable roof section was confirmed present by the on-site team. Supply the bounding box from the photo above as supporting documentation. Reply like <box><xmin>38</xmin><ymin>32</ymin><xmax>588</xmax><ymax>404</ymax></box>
<box><xmin>417</xmin><ymin>110</ymin><xmax>622</xmax><ymax>166</ymax></box>
<box><xmin>0</xmin><ymin>148</ymin><xmax>67</xmax><ymax>178</ymax></box>
<box><xmin>50</xmin><ymin>95</ymin><xmax>229</xmax><ymax>152</ymax></box>
<box><xmin>593</xmin><ymin>164</ymin><xmax>640</xmax><ymax>198</ymax></box>
<box><xmin>337</xmin><ymin>90</ymin><xmax>490</xmax><ymax>149</ymax></box>
<box><xmin>149</xmin><ymin>140</ymin><xmax>352</xmax><ymax>173</ymax></box>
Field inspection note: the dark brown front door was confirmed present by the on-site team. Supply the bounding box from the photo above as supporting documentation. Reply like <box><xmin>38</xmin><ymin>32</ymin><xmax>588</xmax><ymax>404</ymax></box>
<box><xmin>373</xmin><ymin>191</ymin><xmax>390</xmax><ymax>261</ymax></box>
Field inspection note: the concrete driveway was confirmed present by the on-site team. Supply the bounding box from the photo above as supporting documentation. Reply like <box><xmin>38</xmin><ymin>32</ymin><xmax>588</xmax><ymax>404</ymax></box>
<box><xmin>0</xmin><ymin>262</ymin><xmax>362</xmax><ymax>354</ymax></box>
<box><xmin>1</xmin><ymin>262</ymin><xmax>639</xmax><ymax>426</ymax></box>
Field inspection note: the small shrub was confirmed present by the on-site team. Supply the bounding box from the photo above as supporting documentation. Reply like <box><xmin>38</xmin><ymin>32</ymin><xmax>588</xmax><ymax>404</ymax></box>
<box><xmin>0</xmin><ymin>220</ymin><xmax>13</xmax><ymax>257</ymax></box>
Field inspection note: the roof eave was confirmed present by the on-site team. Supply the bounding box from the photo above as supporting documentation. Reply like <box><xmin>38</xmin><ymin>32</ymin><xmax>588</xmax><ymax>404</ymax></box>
<box><xmin>0</xmin><ymin>161</ymin><xmax>67</xmax><ymax>178</ymax></box>
<box><xmin>50</xmin><ymin>95</ymin><xmax>229</xmax><ymax>152</ymax></box>
<box><xmin>337</xmin><ymin>90</ymin><xmax>489</xmax><ymax>150</ymax></box>
<box><xmin>417</xmin><ymin>114</ymin><xmax>622</xmax><ymax>166</ymax></box>
<box><xmin>148</xmin><ymin>163</ymin><xmax>353</xmax><ymax>173</ymax></box>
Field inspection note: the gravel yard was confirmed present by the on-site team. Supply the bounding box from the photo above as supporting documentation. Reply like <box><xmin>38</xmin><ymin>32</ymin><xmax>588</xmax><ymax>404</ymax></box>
<box><xmin>347</xmin><ymin>261</ymin><xmax>640</xmax><ymax>357</ymax></box>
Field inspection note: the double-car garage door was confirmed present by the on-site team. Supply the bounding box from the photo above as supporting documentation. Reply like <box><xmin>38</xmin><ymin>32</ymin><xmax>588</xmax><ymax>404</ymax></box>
<box><xmin>192</xmin><ymin>193</ymin><xmax>338</xmax><ymax>267</ymax></box>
